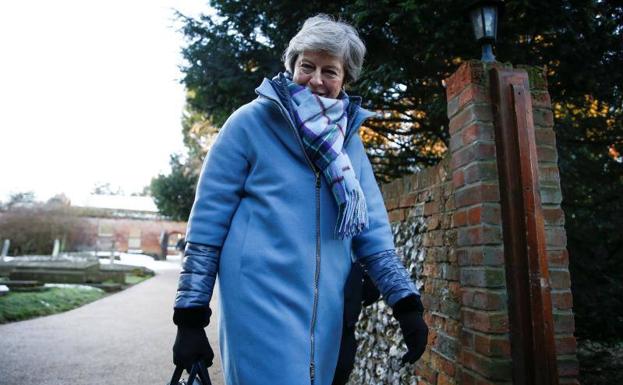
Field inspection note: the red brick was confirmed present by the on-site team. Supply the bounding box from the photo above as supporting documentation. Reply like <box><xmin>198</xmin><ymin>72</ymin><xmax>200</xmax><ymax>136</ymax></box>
<box><xmin>461</xmin><ymin>330</ymin><xmax>475</xmax><ymax>350</ymax></box>
<box><xmin>537</xmin><ymin>145</ymin><xmax>558</xmax><ymax>163</ymax></box>
<box><xmin>549</xmin><ymin>269</ymin><xmax>571</xmax><ymax>289</ymax></box>
<box><xmin>555</xmin><ymin>335</ymin><xmax>577</xmax><ymax>355</ymax></box>
<box><xmin>533</xmin><ymin>108</ymin><xmax>554</xmax><ymax>127</ymax></box>
<box><xmin>466</xmin><ymin>205</ymin><xmax>501</xmax><ymax>226</ymax></box>
<box><xmin>444</xmin><ymin>318</ymin><xmax>461</xmax><ymax>338</ymax></box>
<box><xmin>454</xmin><ymin>183</ymin><xmax>500</xmax><ymax>208</ymax></box>
<box><xmin>432</xmin><ymin>351</ymin><xmax>457</xmax><ymax>377</ymax></box>
<box><xmin>553</xmin><ymin>311</ymin><xmax>576</xmax><ymax>334</ymax></box>
<box><xmin>445</xmin><ymin>61</ymin><xmax>487</xmax><ymax>101</ymax></box>
<box><xmin>438</xmin><ymin>372</ymin><xmax>456</xmax><ymax>385</ymax></box>
<box><xmin>457</xmin><ymin>225</ymin><xmax>503</xmax><ymax>247</ymax></box>
<box><xmin>474</xmin><ymin>333</ymin><xmax>511</xmax><ymax>358</ymax></box>
<box><xmin>462</xmin><ymin>122</ymin><xmax>494</xmax><ymax>145</ymax></box>
<box><xmin>539</xmin><ymin>164</ymin><xmax>561</xmax><ymax>185</ymax></box>
<box><xmin>530</xmin><ymin>90</ymin><xmax>552</xmax><ymax>109</ymax></box>
<box><xmin>546</xmin><ymin>227</ymin><xmax>567</xmax><ymax>248</ymax></box>
<box><xmin>399</xmin><ymin>193</ymin><xmax>418</xmax><ymax>208</ymax></box>
<box><xmin>462</xmin><ymin>309</ymin><xmax>510</xmax><ymax>333</ymax></box>
<box><xmin>415</xmin><ymin>361</ymin><xmax>438</xmax><ymax>384</ymax></box>
<box><xmin>551</xmin><ymin>290</ymin><xmax>574</xmax><ymax>310</ymax></box>
<box><xmin>462</xmin><ymin>289</ymin><xmax>507</xmax><ymax>311</ymax></box>
<box><xmin>460</xmin><ymin>267</ymin><xmax>505</xmax><ymax>288</ymax></box>
<box><xmin>452</xmin><ymin>142</ymin><xmax>496</xmax><ymax>169</ymax></box>
<box><xmin>535</xmin><ymin>127</ymin><xmax>557</xmax><ymax>146</ymax></box>
<box><xmin>457</xmin><ymin>246</ymin><xmax>505</xmax><ymax>267</ymax></box>
<box><xmin>463</xmin><ymin>161</ymin><xmax>499</xmax><ymax>184</ymax></box>
<box><xmin>452</xmin><ymin>209</ymin><xmax>468</xmax><ymax>227</ymax></box>
<box><xmin>547</xmin><ymin>249</ymin><xmax>569</xmax><ymax>267</ymax></box>
<box><xmin>449</xmin><ymin>104</ymin><xmax>494</xmax><ymax>134</ymax></box>
<box><xmin>449</xmin><ymin>282</ymin><xmax>461</xmax><ymax>300</ymax></box>
<box><xmin>423</xmin><ymin>230</ymin><xmax>445</xmax><ymax>247</ymax></box>
<box><xmin>542</xmin><ymin>206</ymin><xmax>565</xmax><ymax>226</ymax></box>
<box><xmin>453</xmin><ymin>169</ymin><xmax>466</xmax><ymax>189</ymax></box>
<box><xmin>557</xmin><ymin>356</ymin><xmax>579</xmax><ymax>377</ymax></box>
<box><xmin>388</xmin><ymin>209</ymin><xmax>405</xmax><ymax>223</ymax></box>
<box><xmin>424</xmin><ymin>200</ymin><xmax>440</xmax><ymax>216</ymax></box>
<box><xmin>451</xmin><ymin>122</ymin><xmax>495</xmax><ymax>152</ymax></box>
<box><xmin>384</xmin><ymin>197</ymin><xmax>398</xmax><ymax>211</ymax></box>
<box><xmin>460</xmin><ymin>370</ymin><xmax>478</xmax><ymax>385</ymax></box>
<box><xmin>460</xmin><ymin>350</ymin><xmax>512</xmax><ymax>380</ymax></box>
<box><xmin>459</xmin><ymin>84</ymin><xmax>490</xmax><ymax>108</ymax></box>
<box><xmin>424</xmin><ymin>311</ymin><xmax>434</xmax><ymax>325</ymax></box>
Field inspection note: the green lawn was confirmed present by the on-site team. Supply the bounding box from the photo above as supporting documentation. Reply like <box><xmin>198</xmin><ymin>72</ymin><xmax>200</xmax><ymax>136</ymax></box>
<box><xmin>0</xmin><ymin>286</ymin><xmax>106</xmax><ymax>324</ymax></box>
<box><xmin>125</xmin><ymin>273</ymin><xmax>152</xmax><ymax>285</ymax></box>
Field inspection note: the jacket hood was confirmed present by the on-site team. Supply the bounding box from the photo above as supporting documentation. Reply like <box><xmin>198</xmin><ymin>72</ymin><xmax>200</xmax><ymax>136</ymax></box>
<box><xmin>255</xmin><ymin>73</ymin><xmax>377</xmax><ymax>141</ymax></box>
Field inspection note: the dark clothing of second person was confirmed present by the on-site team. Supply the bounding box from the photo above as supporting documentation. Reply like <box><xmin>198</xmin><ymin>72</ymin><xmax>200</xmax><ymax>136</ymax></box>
<box><xmin>332</xmin><ymin>263</ymin><xmax>380</xmax><ymax>385</ymax></box>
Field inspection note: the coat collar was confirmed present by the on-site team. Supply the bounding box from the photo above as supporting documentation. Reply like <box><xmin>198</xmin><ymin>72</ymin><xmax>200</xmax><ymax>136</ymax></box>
<box><xmin>255</xmin><ymin>76</ymin><xmax>376</xmax><ymax>143</ymax></box>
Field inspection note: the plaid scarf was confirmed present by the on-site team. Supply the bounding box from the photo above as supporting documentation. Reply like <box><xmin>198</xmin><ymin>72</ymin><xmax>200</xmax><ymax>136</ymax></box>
<box><xmin>286</xmin><ymin>81</ymin><xmax>368</xmax><ymax>239</ymax></box>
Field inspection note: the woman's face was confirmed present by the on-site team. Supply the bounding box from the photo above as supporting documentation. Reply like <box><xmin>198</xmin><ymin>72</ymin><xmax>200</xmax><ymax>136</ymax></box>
<box><xmin>292</xmin><ymin>51</ymin><xmax>345</xmax><ymax>99</ymax></box>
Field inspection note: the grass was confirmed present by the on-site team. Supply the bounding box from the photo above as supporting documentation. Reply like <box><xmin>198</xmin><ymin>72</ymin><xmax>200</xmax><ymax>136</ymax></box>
<box><xmin>100</xmin><ymin>273</ymin><xmax>153</xmax><ymax>286</ymax></box>
<box><xmin>0</xmin><ymin>286</ymin><xmax>106</xmax><ymax>324</ymax></box>
<box><xmin>125</xmin><ymin>273</ymin><xmax>152</xmax><ymax>285</ymax></box>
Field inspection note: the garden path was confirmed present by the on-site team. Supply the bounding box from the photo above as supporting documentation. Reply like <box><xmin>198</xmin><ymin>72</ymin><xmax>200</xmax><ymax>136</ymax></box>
<box><xmin>0</xmin><ymin>259</ymin><xmax>224</xmax><ymax>385</ymax></box>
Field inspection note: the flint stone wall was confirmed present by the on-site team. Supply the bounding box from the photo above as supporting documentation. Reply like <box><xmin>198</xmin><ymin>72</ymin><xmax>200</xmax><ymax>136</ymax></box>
<box><xmin>348</xmin><ymin>157</ymin><xmax>454</xmax><ymax>385</ymax></box>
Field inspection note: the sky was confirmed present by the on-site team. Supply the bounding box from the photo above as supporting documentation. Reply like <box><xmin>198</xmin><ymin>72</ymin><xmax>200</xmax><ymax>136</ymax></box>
<box><xmin>0</xmin><ymin>0</ymin><xmax>211</xmax><ymax>203</ymax></box>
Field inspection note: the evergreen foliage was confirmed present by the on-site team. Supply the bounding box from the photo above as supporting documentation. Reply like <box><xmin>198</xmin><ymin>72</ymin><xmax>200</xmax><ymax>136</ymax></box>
<box><xmin>150</xmin><ymin>155</ymin><xmax>198</xmax><ymax>222</ymax></box>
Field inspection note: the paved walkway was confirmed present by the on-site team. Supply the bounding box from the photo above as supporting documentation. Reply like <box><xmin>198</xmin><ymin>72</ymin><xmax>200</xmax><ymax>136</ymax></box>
<box><xmin>0</xmin><ymin>260</ymin><xmax>224</xmax><ymax>385</ymax></box>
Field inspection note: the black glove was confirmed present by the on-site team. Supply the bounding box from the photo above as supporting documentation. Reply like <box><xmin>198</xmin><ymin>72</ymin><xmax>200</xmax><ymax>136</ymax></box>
<box><xmin>172</xmin><ymin>307</ymin><xmax>214</xmax><ymax>371</ymax></box>
<box><xmin>392</xmin><ymin>295</ymin><xmax>429</xmax><ymax>365</ymax></box>
<box><xmin>173</xmin><ymin>326</ymin><xmax>214</xmax><ymax>371</ymax></box>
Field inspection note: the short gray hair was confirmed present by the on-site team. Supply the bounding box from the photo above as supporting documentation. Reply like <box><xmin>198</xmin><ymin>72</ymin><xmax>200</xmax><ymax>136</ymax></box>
<box><xmin>283</xmin><ymin>14</ymin><xmax>366</xmax><ymax>84</ymax></box>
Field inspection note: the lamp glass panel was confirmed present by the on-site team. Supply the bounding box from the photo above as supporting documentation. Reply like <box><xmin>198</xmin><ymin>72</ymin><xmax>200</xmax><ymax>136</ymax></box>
<box><xmin>483</xmin><ymin>6</ymin><xmax>497</xmax><ymax>38</ymax></box>
<box><xmin>470</xmin><ymin>8</ymin><xmax>484</xmax><ymax>40</ymax></box>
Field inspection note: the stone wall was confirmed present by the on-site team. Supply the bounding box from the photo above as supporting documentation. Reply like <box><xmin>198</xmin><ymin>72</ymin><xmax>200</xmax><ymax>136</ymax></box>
<box><xmin>347</xmin><ymin>61</ymin><xmax>578</xmax><ymax>384</ymax></box>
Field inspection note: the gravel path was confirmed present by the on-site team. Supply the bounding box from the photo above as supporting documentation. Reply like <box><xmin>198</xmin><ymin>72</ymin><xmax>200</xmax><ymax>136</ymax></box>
<box><xmin>0</xmin><ymin>260</ymin><xmax>224</xmax><ymax>385</ymax></box>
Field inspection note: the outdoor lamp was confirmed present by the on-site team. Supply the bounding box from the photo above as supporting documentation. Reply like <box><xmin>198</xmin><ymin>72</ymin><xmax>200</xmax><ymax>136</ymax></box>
<box><xmin>468</xmin><ymin>0</ymin><xmax>503</xmax><ymax>62</ymax></box>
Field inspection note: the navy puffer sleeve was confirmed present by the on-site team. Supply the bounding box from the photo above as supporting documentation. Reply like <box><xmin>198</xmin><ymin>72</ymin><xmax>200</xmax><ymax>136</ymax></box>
<box><xmin>351</xmin><ymin>135</ymin><xmax>419</xmax><ymax>306</ymax></box>
<box><xmin>175</xmin><ymin>242</ymin><xmax>220</xmax><ymax>309</ymax></box>
<box><xmin>358</xmin><ymin>249</ymin><xmax>419</xmax><ymax>306</ymax></box>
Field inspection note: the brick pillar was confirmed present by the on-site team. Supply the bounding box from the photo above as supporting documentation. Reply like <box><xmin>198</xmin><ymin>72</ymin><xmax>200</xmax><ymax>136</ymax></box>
<box><xmin>444</xmin><ymin>60</ymin><xmax>578</xmax><ymax>384</ymax></box>
<box><xmin>446</xmin><ymin>61</ymin><xmax>512</xmax><ymax>384</ymax></box>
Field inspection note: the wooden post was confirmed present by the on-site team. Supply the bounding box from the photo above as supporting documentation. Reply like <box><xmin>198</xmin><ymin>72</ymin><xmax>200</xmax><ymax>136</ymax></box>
<box><xmin>490</xmin><ymin>67</ymin><xmax>559</xmax><ymax>384</ymax></box>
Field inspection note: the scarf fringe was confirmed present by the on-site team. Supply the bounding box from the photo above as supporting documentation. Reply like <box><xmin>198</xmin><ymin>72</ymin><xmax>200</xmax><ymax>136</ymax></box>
<box><xmin>335</xmin><ymin>187</ymin><xmax>369</xmax><ymax>239</ymax></box>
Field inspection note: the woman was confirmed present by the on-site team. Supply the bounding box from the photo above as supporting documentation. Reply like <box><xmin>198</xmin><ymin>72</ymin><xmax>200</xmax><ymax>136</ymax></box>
<box><xmin>172</xmin><ymin>15</ymin><xmax>428</xmax><ymax>385</ymax></box>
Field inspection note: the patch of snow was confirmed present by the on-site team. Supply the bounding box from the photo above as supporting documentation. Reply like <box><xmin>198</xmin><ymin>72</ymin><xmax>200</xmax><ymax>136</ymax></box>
<box><xmin>44</xmin><ymin>283</ymin><xmax>105</xmax><ymax>292</ymax></box>
<box><xmin>110</xmin><ymin>252</ymin><xmax>181</xmax><ymax>272</ymax></box>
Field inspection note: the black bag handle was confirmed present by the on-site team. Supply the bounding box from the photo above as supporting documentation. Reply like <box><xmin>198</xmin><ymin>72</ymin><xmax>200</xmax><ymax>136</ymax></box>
<box><xmin>169</xmin><ymin>362</ymin><xmax>212</xmax><ymax>385</ymax></box>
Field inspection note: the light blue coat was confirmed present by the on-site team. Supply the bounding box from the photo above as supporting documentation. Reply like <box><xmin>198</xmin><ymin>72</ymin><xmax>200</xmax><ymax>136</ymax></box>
<box><xmin>176</xmin><ymin>77</ymin><xmax>418</xmax><ymax>385</ymax></box>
